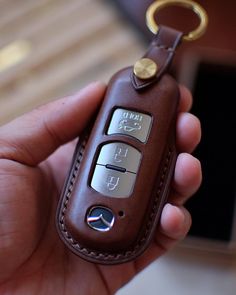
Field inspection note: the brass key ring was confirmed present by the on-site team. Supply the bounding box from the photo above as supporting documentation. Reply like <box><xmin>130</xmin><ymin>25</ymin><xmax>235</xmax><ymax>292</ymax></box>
<box><xmin>146</xmin><ymin>0</ymin><xmax>208</xmax><ymax>41</ymax></box>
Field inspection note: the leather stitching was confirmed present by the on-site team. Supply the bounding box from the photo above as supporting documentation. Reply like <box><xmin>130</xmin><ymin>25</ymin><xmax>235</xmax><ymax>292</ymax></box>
<box><xmin>150</xmin><ymin>44</ymin><xmax>175</xmax><ymax>52</ymax></box>
<box><xmin>58</xmin><ymin>139</ymin><xmax>173</xmax><ymax>262</ymax></box>
<box><xmin>132</xmin><ymin>27</ymin><xmax>183</xmax><ymax>91</ymax></box>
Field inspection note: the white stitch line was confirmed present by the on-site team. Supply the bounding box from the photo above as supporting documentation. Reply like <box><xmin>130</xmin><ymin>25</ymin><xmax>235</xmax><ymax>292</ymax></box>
<box><xmin>156</xmin><ymin>45</ymin><xmax>175</xmax><ymax>52</ymax></box>
<box><xmin>60</xmin><ymin>142</ymin><xmax>173</xmax><ymax>260</ymax></box>
<box><xmin>151</xmin><ymin>42</ymin><xmax>175</xmax><ymax>52</ymax></box>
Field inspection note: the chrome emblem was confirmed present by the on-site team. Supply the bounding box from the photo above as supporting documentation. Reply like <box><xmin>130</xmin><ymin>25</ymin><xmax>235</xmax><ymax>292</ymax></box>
<box><xmin>86</xmin><ymin>207</ymin><xmax>115</xmax><ymax>232</ymax></box>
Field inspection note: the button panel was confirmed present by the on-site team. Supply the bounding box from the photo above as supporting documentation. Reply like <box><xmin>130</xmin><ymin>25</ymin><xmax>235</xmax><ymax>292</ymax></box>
<box><xmin>107</xmin><ymin>108</ymin><xmax>152</xmax><ymax>143</ymax></box>
<box><xmin>90</xmin><ymin>108</ymin><xmax>151</xmax><ymax>198</ymax></box>
<box><xmin>91</xmin><ymin>165</ymin><xmax>136</xmax><ymax>198</ymax></box>
<box><xmin>97</xmin><ymin>142</ymin><xmax>141</xmax><ymax>173</ymax></box>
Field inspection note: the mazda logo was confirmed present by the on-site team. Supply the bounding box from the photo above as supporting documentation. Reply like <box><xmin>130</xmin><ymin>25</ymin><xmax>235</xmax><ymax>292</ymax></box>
<box><xmin>87</xmin><ymin>206</ymin><xmax>115</xmax><ymax>232</ymax></box>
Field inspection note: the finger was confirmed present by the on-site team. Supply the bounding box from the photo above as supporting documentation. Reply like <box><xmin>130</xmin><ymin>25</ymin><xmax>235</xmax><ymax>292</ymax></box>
<box><xmin>0</xmin><ymin>82</ymin><xmax>106</xmax><ymax>166</ymax></box>
<box><xmin>178</xmin><ymin>85</ymin><xmax>193</xmax><ymax>112</ymax></box>
<box><xmin>134</xmin><ymin>204</ymin><xmax>191</xmax><ymax>272</ymax></box>
<box><xmin>45</xmin><ymin>139</ymin><xmax>78</xmax><ymax>190</ymax></box>
<box><xmin>170</xmin><ymin>153</ymin><xmax>202</xmax><ymax>205</ymax></box>
<box><xmin>176</xmin><ymin>112</ymin><xmax>201</xmax><ymax>153</ymax></box>
<box><xmin>159</xmin><ymin>204</ymin><xmax>192</xmax><ymax>240</ymax></box>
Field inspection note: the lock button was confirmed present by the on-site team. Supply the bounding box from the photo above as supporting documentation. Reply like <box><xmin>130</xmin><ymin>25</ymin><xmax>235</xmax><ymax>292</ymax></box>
<box><xmin>91</xmin><ymin>165</ymin><xmax>136</xmax><ymax>198</ymax></box>
<box><xmin>107</xmin><ymin>108</ymin><xmax>152</xmax><ymax>143</ymax></box>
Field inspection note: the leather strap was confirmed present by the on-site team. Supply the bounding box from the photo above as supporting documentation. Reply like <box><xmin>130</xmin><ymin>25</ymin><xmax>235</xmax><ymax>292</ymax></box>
<box><xmin>131</xmin><ymin>25</ymin><xmax>183</xmax><ymax>90</ymax></box>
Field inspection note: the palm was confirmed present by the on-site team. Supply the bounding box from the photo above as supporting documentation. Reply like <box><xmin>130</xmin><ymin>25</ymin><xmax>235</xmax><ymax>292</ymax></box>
<box><xmin>0</xmin><ymin>144</ymin><xmax>138</xmax><ymax>295</ymax></box>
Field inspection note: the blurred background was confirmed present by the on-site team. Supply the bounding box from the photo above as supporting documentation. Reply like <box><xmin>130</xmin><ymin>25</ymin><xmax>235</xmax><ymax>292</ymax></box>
<box><xmin>0</xmin><ymin>0</ymin><xmax>146</xmax><ymax>125</ymax></box>
<box><xmin>0</xmin><ymin>0</ymin><xmax>236</xmax><ymax>294</ymax></box>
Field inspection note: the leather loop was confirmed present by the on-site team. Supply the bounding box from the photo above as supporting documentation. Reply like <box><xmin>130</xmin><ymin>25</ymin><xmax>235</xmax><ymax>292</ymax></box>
<box><xmin>131</xmin><ymin>25</ymin><xmax>183</xmax><ymax>90</ymax></box>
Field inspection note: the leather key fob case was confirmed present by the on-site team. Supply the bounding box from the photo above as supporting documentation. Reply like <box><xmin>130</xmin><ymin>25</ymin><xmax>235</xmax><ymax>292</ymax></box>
<box><xmin>57</xmin><ymin>26</ymin><xmax>183</xmax><ymax>264</ymax></box>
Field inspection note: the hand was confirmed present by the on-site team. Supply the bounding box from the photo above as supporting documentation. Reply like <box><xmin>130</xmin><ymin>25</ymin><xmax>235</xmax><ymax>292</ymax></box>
<box><xmin>0</xmin><ymin>82</ymin><xmax>201</xmax><ymax>295</ymax></box>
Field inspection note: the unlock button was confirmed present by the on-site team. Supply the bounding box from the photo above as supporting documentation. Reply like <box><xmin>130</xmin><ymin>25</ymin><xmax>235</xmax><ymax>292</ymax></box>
<box><xmin>97</xmin><ymin>143</ymin><xmax>141</xmax><ymax>174</ymax></box>
<box><xmin>91</xmin><ymin>165</ymin><xmax>136</xmax><ymax>198</ymax></box>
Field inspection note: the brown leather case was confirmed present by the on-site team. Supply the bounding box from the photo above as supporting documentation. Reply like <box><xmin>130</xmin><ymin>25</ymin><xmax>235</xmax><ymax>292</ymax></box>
<box><xmin>56</xmin><ymin>26</ymin><xmax>183</xmax><ymax>264</ymax></box>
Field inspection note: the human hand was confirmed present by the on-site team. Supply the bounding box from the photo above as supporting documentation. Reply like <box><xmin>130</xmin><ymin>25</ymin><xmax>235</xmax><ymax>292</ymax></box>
<box><xmin>0</xmin><ymin>82</ymin><xmax>201</xmax><ymax>295</ymax></box>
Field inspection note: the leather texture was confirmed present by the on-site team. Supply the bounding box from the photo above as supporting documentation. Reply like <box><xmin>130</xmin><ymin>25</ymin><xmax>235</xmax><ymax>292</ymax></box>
<box><xmin>56</xmin><ymin>27</ymin><xmax>182</xmax><ymax>264</ymax></box>
<box><xmin>132</xmin><ymin>26</ymin><xmax>183</xmax><ymax>90</ymax></box>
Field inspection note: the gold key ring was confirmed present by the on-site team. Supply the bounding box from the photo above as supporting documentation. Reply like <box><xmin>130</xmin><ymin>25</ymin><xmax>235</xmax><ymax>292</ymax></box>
<box><xmin>146</xmin><ymin>0</ymin><xmax>208</xmax><ymax>41</ymax></box>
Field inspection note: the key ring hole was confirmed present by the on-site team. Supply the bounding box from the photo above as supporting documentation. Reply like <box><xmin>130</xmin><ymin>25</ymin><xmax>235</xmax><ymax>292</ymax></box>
<box><xmin>118</xmin><ymin>211</ymin><xmax>125</xmax><ymax>218</ymax></box>
<box><xmin>150</xmin><ymin>6</ymin><xmax>199</xmax><ymax>36</ymax></box>
<box><xmin>146</xmin><ymin>0</ymin><xmax>208</xmax><ymax>41</ymax></box>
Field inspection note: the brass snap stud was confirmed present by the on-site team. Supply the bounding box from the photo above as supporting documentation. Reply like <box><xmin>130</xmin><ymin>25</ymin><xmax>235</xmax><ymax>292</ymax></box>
<box><xmin>133</xmin><ymin>58</ymin><xmax>158</xmax><ymax>80</ymax></box>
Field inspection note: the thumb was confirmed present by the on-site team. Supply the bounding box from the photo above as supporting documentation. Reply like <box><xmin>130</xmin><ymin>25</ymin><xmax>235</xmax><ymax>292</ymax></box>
<box><xmin>0</xmin><ymin>82</ymin><xmax>106</xmax><ymax>166</ymax></box>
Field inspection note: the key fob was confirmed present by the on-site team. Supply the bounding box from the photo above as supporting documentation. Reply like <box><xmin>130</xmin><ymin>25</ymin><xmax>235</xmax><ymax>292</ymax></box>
<box><xmin>57</xmin><ymin>26</ymin><xmax>183</xmax><ymax>264</ymax></box>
